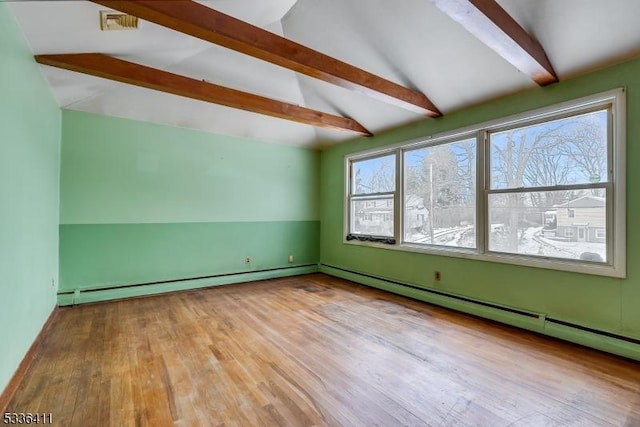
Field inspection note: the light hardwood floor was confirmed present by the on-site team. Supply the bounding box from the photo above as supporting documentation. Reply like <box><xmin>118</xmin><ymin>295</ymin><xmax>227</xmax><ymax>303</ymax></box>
<box><xmin>7</xmin><ymin>274</ymin><xmax>640</xmax><ymax>426</ymax></box>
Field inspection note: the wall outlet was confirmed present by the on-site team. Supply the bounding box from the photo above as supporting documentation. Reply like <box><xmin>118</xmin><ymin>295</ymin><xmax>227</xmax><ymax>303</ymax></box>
<box><xmin>434</xmin><ymin>271</ymin><xmax>441</xmax><ymax>281</ymax></box>
<box><xmin>245</xmin><ymin>256</ymin><xmax>251</xmax><ymax>264</ymax></box>
<box><xmin>51</xmin><ymin>278</ymin><xmax>56</xmax><ymax>288</ymax></box>
<box><xmin>288</xmin><ymin>255</ymin><xmax>294</xmax><ymax>263</ymax></box>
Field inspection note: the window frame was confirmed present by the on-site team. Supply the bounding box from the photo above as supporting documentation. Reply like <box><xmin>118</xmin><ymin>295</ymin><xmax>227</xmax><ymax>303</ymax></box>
<box><xmin>484</xmin><ymin>105</ymin><xmax>612</xmax><ymax>263</ymax></box>
<box><xmin>401</xmin><ymin>134</ymin><xmax>479</xmax><ymax>252</ymax></box>
<box><xmin>344</xmin><ymin>88</ymin><xmax>626</xmax><ymax>278</ymax></box>
<box><xmin>346</xmin><ymin>152</ymin><xmax>398</xmax><ymax>241</ymax></box>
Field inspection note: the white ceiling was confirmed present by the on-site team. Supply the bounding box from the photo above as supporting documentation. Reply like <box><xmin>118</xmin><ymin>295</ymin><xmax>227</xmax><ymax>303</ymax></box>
<box><xmin>8</xmin><ymin>0</ymin><xmax>640</xmax><ymax>148</ymax></box>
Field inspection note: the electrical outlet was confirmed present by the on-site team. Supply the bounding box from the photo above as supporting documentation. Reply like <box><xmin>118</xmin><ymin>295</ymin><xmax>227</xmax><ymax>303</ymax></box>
<box><xmin>51</xmin><ymin>278</ymin><xmax>56</xmax><ymax>288</ymax></box>
<box><xmin>288</xmin><ymin>255</ymin><xmax>294</xmax><ymax>263</ymax></box>
<box><xmin>245</xmin><ymin>256</ymin><xmax>251</xmax><ymax>264</ymax></box>
<box><xmin>434</xmin><ymin>271</ymin><xmax>441</xmax><ymax>281</ymax></box>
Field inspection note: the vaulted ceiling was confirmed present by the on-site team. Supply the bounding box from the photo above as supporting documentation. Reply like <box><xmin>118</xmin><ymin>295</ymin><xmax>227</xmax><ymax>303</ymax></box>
<box><xmin>9</xmin><ymin>0</ymin><xmax>640</xmax><ymax>148</ymax></box>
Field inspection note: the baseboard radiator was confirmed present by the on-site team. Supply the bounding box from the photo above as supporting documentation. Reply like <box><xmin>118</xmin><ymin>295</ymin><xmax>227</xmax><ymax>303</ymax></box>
<box><xmin>320</xmin><ymin>263</ymin><xmax>640</xmax><ymax>362</ymax></box>
<box><xmin>58</xmin><ymin>264</ymin><xmax>319</xmax><ymax>306</ymax></box>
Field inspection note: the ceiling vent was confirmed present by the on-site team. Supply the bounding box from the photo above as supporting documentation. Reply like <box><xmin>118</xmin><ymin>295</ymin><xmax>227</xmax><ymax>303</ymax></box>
<box><xmin>100</xmin><ymin>11</ymin><xmax>139</xmax><ymax>31</ymax></box>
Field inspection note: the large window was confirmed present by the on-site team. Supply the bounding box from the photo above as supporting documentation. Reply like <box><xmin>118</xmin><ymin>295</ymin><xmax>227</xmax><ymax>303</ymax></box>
<box><xmin>345</xmin><ymin>89</ymin><xmax>625</xmax><ymax>277</ymax></box>
<box><xmin>487</xmin><ymin>109</ymin><xmax>609</xmax><ymax>262</ymax></box>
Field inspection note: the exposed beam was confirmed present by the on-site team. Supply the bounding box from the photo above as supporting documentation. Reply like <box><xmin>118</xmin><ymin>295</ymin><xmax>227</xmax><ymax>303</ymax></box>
<box><xmin>90</xmin><ymin>0</ymin><xmax>441</xmax><ymax>117</ymax></box>
<box><xmin>35</xmin><ymin>53</ymin><xmax>372</xmax><ymax>136</ymax></box>
<box><xmin>429</xmin><ymin>0</ymin><xmax>558</xmax><ymax>86</ymax></box>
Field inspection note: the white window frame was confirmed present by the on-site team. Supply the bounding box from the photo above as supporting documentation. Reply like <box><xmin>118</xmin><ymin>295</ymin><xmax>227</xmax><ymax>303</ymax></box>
<box><xmin>344</xmin><ymin>88</ymin><xmax>626</xmax><ymax>278</ymax></box>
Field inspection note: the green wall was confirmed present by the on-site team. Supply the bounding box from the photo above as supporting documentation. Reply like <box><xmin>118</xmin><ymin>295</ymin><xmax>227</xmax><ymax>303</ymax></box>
<box><xmin>59</xmin><ymin>111</ymin><xmax>320</xmax><ymax>301</ymax></box>
<box><xmin>0</xmin><ymin>4</ymin><xmax>61</xmax><ymax>394</ymax></box>
<box><xmin>320</xmin><ymin>57</ymin><xmax>640</xmax><ymax>343</ymax></box>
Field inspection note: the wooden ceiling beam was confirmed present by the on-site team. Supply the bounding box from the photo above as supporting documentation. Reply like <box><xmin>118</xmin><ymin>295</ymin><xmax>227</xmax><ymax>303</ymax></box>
<box><xmin>429</xmin><ymin>0</ymin><xmax>558</xmax><ymax>86</ymax></box>
<box><xmin>90</xmin><ymin>0</ymin><xmax>441</xmax><ymax>117</ymax></box>
<box><xmin>35</xmin><ymin>53</ymin><xmax>372</xmax><ymax>136</ymax></box>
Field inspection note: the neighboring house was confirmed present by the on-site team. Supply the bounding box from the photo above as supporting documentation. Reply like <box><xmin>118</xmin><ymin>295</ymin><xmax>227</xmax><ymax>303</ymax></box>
<box><xmin>354</xmin><ymin>195</ymin><xmax>428</xmax><ymax>235</ymax></box>
<box><xmin>354</xmin><ymin>198</ymin><xmax>394</xmax><ymax>235</ymax></box>
<box><xmin>553</xmin><ymin>196</ymin><xmax>606</xmax><ymax>243</ymax></box>
<box><xmin>405</xmin><ymin>195</ymin><xmax>429</xmax><ymax>232</ymax></box>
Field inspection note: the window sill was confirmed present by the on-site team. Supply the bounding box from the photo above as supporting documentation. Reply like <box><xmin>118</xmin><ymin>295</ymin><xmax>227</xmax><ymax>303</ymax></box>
<box><xmin>343</xmin><ymin>238</ymin><xmax>625</xmax><ymax>278</ymax></box>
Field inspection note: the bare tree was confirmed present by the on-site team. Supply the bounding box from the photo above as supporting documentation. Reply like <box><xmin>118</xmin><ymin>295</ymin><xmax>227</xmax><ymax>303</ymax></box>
<box><xmin>491</xmin><ymin>125</ymin><xmax>564</xmax><ymax>249</ymax></box>
<box><xmin>355</xmin><ymin>157</ymin><xmax>395</xmax><ymax>194</ymax></box>
<box><xmin>490</xmin><ymin>111</ymin><xmax>607</xmax><ymax>251</ymax></box>
<box><xmin>560</xmin><ymin>114</ymin><xmax>607</xmax><ymax>183</ymax></box>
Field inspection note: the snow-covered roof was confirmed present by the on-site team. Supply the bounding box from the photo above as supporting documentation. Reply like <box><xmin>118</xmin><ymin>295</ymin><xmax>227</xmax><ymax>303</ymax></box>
<box><xmin>554</xmin><ymin>196</ymin><xmax>605</xmax><ymax>208</ymax></box>
<box><xmin>405</xmin><ymin>194</ymin><xmax>425</xmax><ymax>208</ymax></box>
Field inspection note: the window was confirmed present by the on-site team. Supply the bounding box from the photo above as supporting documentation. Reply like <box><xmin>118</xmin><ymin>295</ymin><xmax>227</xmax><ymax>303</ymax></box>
<box><xmin>404</xmin><ymin>138</ymin><xmax>476</xmax><ymax>249</ymax></box>
<box><xmin>347</xmin><ymin>153</ymin><xmax>396</xmax><ymax>241</ymax></box>
<box><xmin>487</xmin><ymin>109</ymin><xmax>609</xmax><ymax>263</ymax></box>
<box><xmin>345</xmin><ymin>89</ymin><xmax>625</xmax><ymax>277</ymax></box>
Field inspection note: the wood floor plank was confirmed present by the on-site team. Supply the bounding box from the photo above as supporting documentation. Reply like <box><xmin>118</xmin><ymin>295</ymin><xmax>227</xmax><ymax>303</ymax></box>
<box><xmin>7</xmin><ymin>273</ymin><xmax>640</xmax><ymax>426</ymax></box>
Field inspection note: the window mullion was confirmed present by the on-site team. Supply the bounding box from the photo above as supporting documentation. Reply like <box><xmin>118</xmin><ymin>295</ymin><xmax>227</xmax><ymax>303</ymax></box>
<box><xmin>487</xmin><ymin>183</ymin><xmax>608</xmax><ymax>195</ymax></box>
<box><xmin>478</xmin><ymin>130</ymin><xmax>488</xmax><ymax>254</ymax></box>
<box><xmin>351</xmin><ymin>192</ymin><xmax>396</xmax><ymax>199</ymax></box>
<box><xmin>395</xmin><ymin>148</ymin><xmax>403</xmax><ymax>245</ymax></box>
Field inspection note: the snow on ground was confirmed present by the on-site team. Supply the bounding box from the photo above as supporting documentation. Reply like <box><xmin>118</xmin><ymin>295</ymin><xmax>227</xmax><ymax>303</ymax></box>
<box><xmin>407</xmin><ymin>226</ymin><xmax>606</xmax><ymax>262</ymax></box>
<box><xmin>512</xmin><ymin>227</ymin><xmax>572</xmax><ymax>258</ymax></box>
<box><xmin>536</xmin><ymin>229</ymin><xmax>606</xmax><ymax>261</ymax></box>
<box><xmin>407</xmin><ymin>225</ymin><xmax>474</xmax><ymax>248</ymax></box>
<box><xmin>494</xmin><ymin>227</ymin><xmax>606</xmax><ymax>261</ymax></box>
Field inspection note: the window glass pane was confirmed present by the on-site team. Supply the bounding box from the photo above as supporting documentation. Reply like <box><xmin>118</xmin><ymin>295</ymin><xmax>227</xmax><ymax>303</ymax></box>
<box><xmin>404</xmin><ymin>139</ymin><xmax>476</xmax><ymax>248</ymax></box>
<box><xmin>488</xmin><ymin>189</ymin><xmax>607</xmax><ymax>262</ymax></box>
<box><xmin>351</xmin><ymin>197</ymin><xmax>394</xmax><ymax>237</ymax></box>
<box><xmin>490</xmin><ymin>110</ymin><xmax>608</xmax><ymax>190</ymax></box>
<box><xmin>352</xmin><ymin>154</ymin><xmax>396</xmax><ymax>195</ymax></box>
